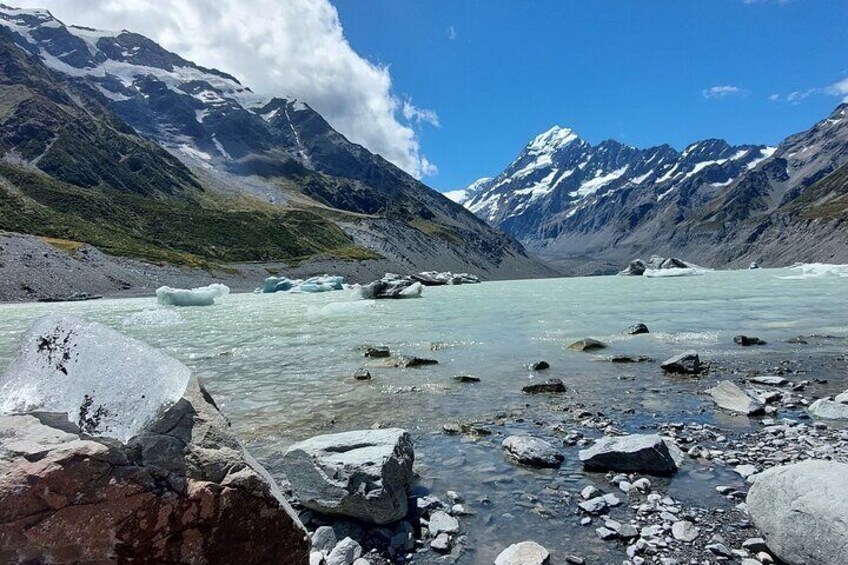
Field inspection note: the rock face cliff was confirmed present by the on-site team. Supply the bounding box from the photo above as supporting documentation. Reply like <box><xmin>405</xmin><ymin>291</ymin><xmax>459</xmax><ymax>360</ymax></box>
<box><xmin>0</xmin><ymin>5</ymin><xmax>554</xmax><ymax>285</ymax></box>
<box><xmin>459</xmin><ymin>105</ymin><xmax>848</xmax><ymax>274</ymax></box>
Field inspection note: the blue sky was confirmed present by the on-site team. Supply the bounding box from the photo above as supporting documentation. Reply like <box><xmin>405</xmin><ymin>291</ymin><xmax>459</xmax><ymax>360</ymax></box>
<box><xmin>333</xmin><ymin>0</ymin><xmax>848</xmax><ymax>191</ymax></box>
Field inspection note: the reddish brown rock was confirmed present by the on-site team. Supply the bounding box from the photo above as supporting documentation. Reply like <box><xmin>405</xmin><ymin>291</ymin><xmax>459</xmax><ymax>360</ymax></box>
<box><xmin>0</xmin><ymin>378</ymin><xmax>309</xmax><ymax>564</ymax></box>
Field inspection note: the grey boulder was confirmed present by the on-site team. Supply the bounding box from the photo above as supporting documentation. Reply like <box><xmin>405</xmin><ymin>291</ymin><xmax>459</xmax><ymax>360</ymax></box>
<box><xmin>661</xmin><ymin>351</ymin><xmax>703</xmax><ymax>375</ymax></box>
<box><xmin>579</xmin><ymin>434</ymin><xmax>682</xmax><ymax>475</ymax></box>
<box><xmin>494</xmin><ymin>541</ymin><xmax>550</xmax><ymax>565</ymax></box>
<box><xmin>282</xmin><ymin>428</ymin><xmax>414</xmax><ymax>524</ymax></box>
<box><xmin>705</xmin><ymin>381</ymin><xmax>765</xmax><ymax>416</ymax></box>
<box><xmin>747</xmin><ymin>460</ymin><xmax>848</xmax><ymax>565</ymax></box>
<box><xmin>502</xmin><ymin>436</ymin><xmax>564</xmax><ymax>468</ymax></box>
<box><xmin>808</xmin><ymin>398</ymin><xmax>848</xmax><ymax>420</ymax></box>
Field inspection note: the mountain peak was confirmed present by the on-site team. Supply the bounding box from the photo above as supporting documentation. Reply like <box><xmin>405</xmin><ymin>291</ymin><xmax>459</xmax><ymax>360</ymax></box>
<box><xmin>526</xmin><ymin>125</ymin><xmax>580</xmax><ymax>154</ymax></box>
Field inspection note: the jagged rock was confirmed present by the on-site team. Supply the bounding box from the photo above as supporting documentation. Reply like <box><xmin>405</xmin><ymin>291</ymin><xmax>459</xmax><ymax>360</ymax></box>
<box><xmin>808</xmin><ymin>398</ymin><xmax>848</xmax><ymax>420</ymax></box>
<box><xmin>502</xmin><ymin>436</ymin><xmax>564</xmax><ymax>468</ymax></box>
<box><xmin>352</xmin><ymin>368</ymin><xmax>372</xmax><ymax>380</ymax></box>
<box><xmin>430</xmin><ymin>533</ymin><xmax>451</xmax><ymax>553</ymax></box>
<box><xmin>494</xmin><ymin>541</ymin><xmax>550</xmax><ymax>565</ymax></box>
<box><xmin>428</xmin><ymin>511</ymin><xmax>460</xmax><ymax>535</ymax></box>
<box><xmin>706</xmin><ymin>381</ymin><xmax>765</xmax><ymax>415</ymax></box>
<box><xmin>747</xmin><ymin>460</ymin><xmax>848</xmax><ymax>565</ymax></box>
<box><xmin>626</xmin><ymin>323</ymin><xmax>650</xmax><ymax>335</ymax></box>
<box><xmin>282</xmin><ymin>428</ymin><xmax>414</xmax><ymax>524</ymax></box>
<box><xmin>661</xmin><ymin>351</ymin><xmax>703</xmax><ymax>375</ymax></box>
<box><xmin>578</xmin><ymin>434</ymin><xmax>683</xmax><ymax>475</ymax></box>
<box><xmin>749</xmin><ymin>376</ymin><xmax>788</xmax><ymax>386</ymax></box>
<box><xmin>522</xmin><ymin>379</ymin><xmax>566</xmax><ymax>394</ymax></box>
<box><xmin>0</xmin><ymin>378</ymin><xmax>310</xmax><ymax>564</ymax></box>
<box><xmin>326</xmin><ymin>537</ymin><xmax>362</xmax><ymax>565</ymax></box>
<box><xmin>363</xmin><ymin>346</ymin><xmax>390</xmax><ymax>358</ymax></box>
<box><xmin>568</xmin><ymin>338</ymin><xmax>608</xmax><ymax>351</ymax></box>
<box><xmin>734</xmin><ymin>335</ymin><xmax>767</xmax><ymax>346</ymax></box>
<box><xmin>671</xmin><ymin>520</ymin><xmax>700</xmax><ymax>542</ymax></box>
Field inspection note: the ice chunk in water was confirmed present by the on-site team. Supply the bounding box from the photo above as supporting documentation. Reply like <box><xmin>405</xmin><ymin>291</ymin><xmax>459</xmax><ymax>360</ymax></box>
<box><xmin>260</xmin><ymin>275</ymin><xmax>345</xmax><ymax>293</ymax></box>
<box><xmin>156</xmin><ymin>283</ymin><xmax>230</xmax><ymax>306</ymax></box>
<box><xmin>0</xmin><ymin>314</ymin><xmax>191</xmax><ymax>443</ymax></box>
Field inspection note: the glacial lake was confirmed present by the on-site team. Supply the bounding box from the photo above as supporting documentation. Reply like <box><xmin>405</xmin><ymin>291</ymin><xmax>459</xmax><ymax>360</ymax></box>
<box><xmin>1</xmin><ymin>265</ymin><xmax>847</xmax><ymax>563</ymax></box>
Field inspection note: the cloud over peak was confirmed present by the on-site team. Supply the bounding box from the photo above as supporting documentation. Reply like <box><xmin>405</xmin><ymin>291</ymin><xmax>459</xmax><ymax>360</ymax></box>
<box><xmin>13</xmin><ymin>0</ymin><xmax>439</xmax><ymax>178</ymax></box>
<box><xmin>702</xmin><ymin>85</ymin><xmax>748</xmax><ymax>100</ymax></box>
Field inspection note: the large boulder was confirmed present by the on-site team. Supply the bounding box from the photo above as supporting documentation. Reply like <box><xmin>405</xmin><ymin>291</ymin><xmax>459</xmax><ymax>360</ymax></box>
<box><xmin>0</xmin><ymin>377</ymin><xmax>310</xmax><ymax>564</ymax></box>
<box><xmin>494</xmin><ymin>541</ymin><xmax>550</xmax><ymax>565</ymax></box>
<box><xmin>579</xmin><ymin>434</ymin><xmax>683</xmax><ymax>475</ymax></box>
<box><xmin>282</xmin><ymin>428</ymin><xmax>414</xmax><ymax>524</ymax></box>
<box><xmin>808</xmin><ymin>398</ymin><xmax>848</xmax><ymax>420</ymax></box>
<box><xmin>747</xmin><ymin>460</ymin><xmax>848</xmax><ymax>565</ymax></box>
<box><xmin>502</xmin><ymin>436</ymin><xmax>564</xmax><ymax>468</ymax></box>
<box><xmin>706</xmin><ymin>381</ymin><xmax>765</xmax><ymax>416</ymax></box>
<box><xmin>661</xmin><ymin>351</ymin><xmax>703</xmax><ymax>375</ymax></box>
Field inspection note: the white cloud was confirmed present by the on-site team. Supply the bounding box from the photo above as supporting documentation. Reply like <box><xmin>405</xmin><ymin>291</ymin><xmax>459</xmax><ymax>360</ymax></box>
<box><xmin>825</xmin><ymin>77</ymin><xmax>848</xmax><ymax>102</ymax></box>
<box><xmin>13</xmin><ymin>0</ymin><xmax>439</xmax><ymax>178</ymax></box>
<box><xmin>447</xmin><ymin>25</ymin><xmax>457</xmax><ymax>40</ymax></box>
<box><xmin>768</xmin><ymin>93</ymin><xmax>780</xmax><ymax>102</ymax></box>
<box><xmin>702</xmin><ymin>85</ymin><xmax>748</xmax><ymax>100</ymax></box>
<box><xmin>769</xmin><ymin>78</ymin><xmax>848</xmax><ymax>104</ymax></box>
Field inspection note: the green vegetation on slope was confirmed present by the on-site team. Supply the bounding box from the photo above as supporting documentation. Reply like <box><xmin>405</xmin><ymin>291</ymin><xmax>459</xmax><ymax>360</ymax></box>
<box><xmin>0</xmin><ymin>162</ymin><xmax>367</xmax><ymax>266</ymax></box>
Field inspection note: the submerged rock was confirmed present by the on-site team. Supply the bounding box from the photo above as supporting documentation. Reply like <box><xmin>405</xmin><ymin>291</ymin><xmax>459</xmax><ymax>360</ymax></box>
<box><xmin>578</xmin><ymin>434</ymin><xmax>682</xmax><ymax>475</ymax></box>
<box><xmin>528</xmin><ymin>360</ymin><xmax>550</xmax><ymax>371</ymax></box>
<box><xmin>522</xmin><ymin>379</ymin><xmax>566</xmax><ymax>394</ymax></box>
<box><xmin>502</xmin><ymin>436</ymin><xmax>564</xmax><ymax>468</ymax></box>
<box><xmin>706</xmin><ymin>381</ymin><xmax>765</xmax><ymax>415</ymax></box>
<box><xmin>282</xmin><ymin>428</ymin><xmax>414</xmax><ymax>524</ymax></box>
<box><xmin>609</xmin><ymin>355</ymin><xmax>653</xmax><ymax>363</ymax></box>
<box><xmin>453</xmin><ymin>375</ymin><xmax>481</xmax><ymax>383</ymax></box>
<box><xmin>494</xmin><ymin>541</ymin><xmax>550</xmax><ymax>565</ymax></box>
<box><xmin>568</xmin><ymin>338</ymin><xmax>608</xmax><ymax>352</ymax></box>
<box><xmin>389</xmin><ymin>355</ymin><xmax>439</xmax><ymax>368</ymax></box>
<box><xmin>363</xmin><ymin>346</ymin><xmax>390</xmax><ymax>358</ymax></box>
<box><xmin>734</xmin><ymin>335</ymin><xmax>767</xmax><ymax>346</ymax></box>
<box><xmin>352</xmin><ymin>368</ymin><xmax>372</xmax><ymax>381</ymax></box>
<box><xmin>626</xmin><ymin>323</ymin><xmax>650</xmax><ymax>335</ymax></box>
<box><xmin>661</xmin><ymin>351</ymin><xmax>703</xmax><ymax>375</ymax></box>
<box><xmin>0</xmin><ymin>314</ymin><xmax>190</xmax><ymax>443</ymax></box>
<box><xmin>0</xmin><ymin>377</ymin><xmax>310</xmax><ymax>563</ymax></box>
<box><xmin>747</xmin><ymin>460</ymin><xmax>848</xmax><ymax>565</ymax></box>
<box><xmin>808</xmin><ymin>398</ymin><xmax>848</xmax><ymax>420</ymax></box>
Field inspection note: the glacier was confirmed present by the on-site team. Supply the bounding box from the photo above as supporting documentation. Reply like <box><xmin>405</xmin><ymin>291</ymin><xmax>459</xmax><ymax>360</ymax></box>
<box><xmin>0</xmin><ymin>314</ymin><xmax>191</xmax><ymax>443</ymax></box>
<box><xmin>156</xmin><ymin>283</ymin><xmax>230</xmax><ymax>306</ymax></box>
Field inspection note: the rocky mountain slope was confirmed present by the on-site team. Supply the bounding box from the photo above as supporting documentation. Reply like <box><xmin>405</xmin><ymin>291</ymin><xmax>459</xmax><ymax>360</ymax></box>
<box><xmin>0</xmin><ymin>4</ymin><xmax>553</xmax><ymax>289</ymax></box>
<box><xmin>460</xmin><ymin>105</ymin><xmax>848</xmax><ymax>273</ymax></box>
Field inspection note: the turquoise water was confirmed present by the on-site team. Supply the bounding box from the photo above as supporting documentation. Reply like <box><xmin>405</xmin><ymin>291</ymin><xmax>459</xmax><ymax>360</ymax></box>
<box><xmin>1</xmin><ymin>266</ymin><xmax>846</xmax><ymax>562</ymax></box>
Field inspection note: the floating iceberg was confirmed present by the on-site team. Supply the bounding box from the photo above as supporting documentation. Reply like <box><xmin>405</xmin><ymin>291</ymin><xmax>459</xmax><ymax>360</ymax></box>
<box><xmin>259</xmin><ymin>274</ymin><xmax>345</xmax><ymax>294</ymax></box>
<box><xmin>0</xmin><ymin>314</ymin><xmax>191</xmax><ymax>443</ymax></box>
<box><xmin>156</xmin><ymin>283</ymin><xmax>230</xmax><ymax>306</ymax></box>
<box><xmin>620</xmin><ymin>255</ymin><xmax>709</xmax><ymax>277</ymax></box>
<box><xmin>357</xmin><ymin>276</ymin><xmax>423</xmax><ymax>299</ymax></box>
<box><xmin>778</xmin><ymin>263</ymin><xmax>848</xmax><ymax>280</ymax></box>
<box><xmin>412</xmin><ymin>271</ymin><xmax>480</xmax><ymax>286</ymax></box>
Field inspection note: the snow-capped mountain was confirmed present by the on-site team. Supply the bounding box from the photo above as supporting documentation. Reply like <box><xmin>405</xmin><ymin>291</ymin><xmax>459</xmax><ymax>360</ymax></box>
<box><xmin>0</xmin><ymin>4</ymin><xmax>553</xmax><ymax>280</ymax></box>
<box><xmin>461</xmin><ymin>125</ymin><xmax>773</xmax><ymax>241</ymax></box>
<box><xmin>459</xmin><ymin>106</ymin><xmax>848</xmax><ymax>273</ymax></box>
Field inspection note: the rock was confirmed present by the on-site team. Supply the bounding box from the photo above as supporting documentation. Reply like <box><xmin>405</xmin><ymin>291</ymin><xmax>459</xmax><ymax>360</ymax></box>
<box><xmin>734</xmin><ymin>335</ymin><xmax>767</xmax><ymax>346</ymax></box>
<box><xmin>568</xmin><ymin>338</ymin><xmax>608</xmax><ymax>351</ymax></box>
<box><xmin>749</xmin><ymin>376</ymin><xmax>788</xmax><ymax>386</ymax></box>
<box><xmin>494</xmin><ymin>541</ymin><xmax>550</xmax><ymax>565</ymax></box>
<box><xmin>353</xmin><ymin>368</ymin><xmax>372</xmax><ymax>380</ymax></box>
<box><xmin>706</xmin><ymin>543</ymin><xmax>733</xmax><ymax>557</ymax></box>
<box><xmin>429</xmin><ymin>510</ymin><xmax>460</xmax><ymax>535</ymax></box>
<box><xmin>0</xmin><ymin>378</ymin><xmax>310</xmax><ymax>564</ymax></box>
<box><xmin>631</xmin><ymin>478</ymin><xmax>651</xmax><ymax>492</ymax></box>
<box><xmin>596</xmin><ymin>526</ymin><xmax>617</xmax><ymax>540</ymax></box>
<box><xmin>578</xmin><ymin>434</ymin><xmax>683</xmax><ymax>475</ymax></box>
<box><xmin>282</xmin><ymin>428</ymin><xmax>414</xmax><ymax>524</ymax></box>
<box><xmin>747</xmin><ymin>460</ymin><xmax>848</xmax><ymax>565</ymax></box>
<box><xmin>626</xmin><ymin>323</ymin><xmax>650</xmax><ymax>335</ymax></box>
<box><xmin>453</xmin><ymin>375</ymin><xmax>480</xmax><ymax>383</ymax></box>
<box><xmin>522</xmin><ymin>379</ymin><xmax>566</xmax><ymax>394</ymax></box>
<box><xmin>742</xmin><ymin>538</ymin><xmax>769</xmax><ymax>553</ymax></box>
<box><xmin>671</xmin><ymin>520</ymin><xmax>700</xmax><ymax>542</ymax></box>
<box><xmin>388</xmin><ymin>355</ymin><xmax>438</xmax><ymax>368</ymax></box>
<box><xmin>363</xmin><ymin>346</ymin><xmax>390</xmax><ymax>358</ymax></box>
<box><xmin>834</xmin><ymin>390</ymin><xmax>848</xmax><ymax>404</ymax></box>
<box><xmin>528</xmin><ymin>360</ymin><xmax>550</xmax><ymax>371</ymax></box>
<box><xmin>430</xmin><ymin>532</ymin><xmax>451</xmax><ymax>553</ymax></box>
<box><xmin>312</xmin><ymin>525</ymin><xmax>338</xmax><ymax>553</ymax></box>
<box><xmin>706</xmin><ymin>381</ymin><xmax>765</xmax><ymax>415</ymax></box>
<box><xmin>581</xmin><ymin>485</ymin><xmax>600</xmax><ymax>499</ymax></box>
<box><xmin>311</xmin><ymin>551</ymin><xmax>326</xmax><ymax>565</ymax></box>
<box><xmin>619</xmin><ymin>259</ymin><xmax>646</xmax><ymax>276</ymax></box>
<box><xmin>326</xmin><ymin>537</ymin><xmax>362</xmax><ymax>565</ymax></box>
<box><xmin>610</xmin><ymin>355</ymin><xmax>653</xmax><ymax>363</ymax></box>
<box><xmin>661</xmin><ymin>351</ymin><xmax>703</xmax><ymax>375</ymax></box>
<box><xmin>352</xmin><ymin>559</ymin><xmax>370</xmax><ymax>565</ymax></box>
<box><xmin>808</xmin><ymin>398</ymin><xmax>848</xmax><ymax>420</ymax></box>
<box><xmin>735</xmin><ymin>464</ymin><xmax>758</xmax><ymax>478</ymax></box>
<box><xmin>502</xmin><ymin>436</ymin><xmax>564</xmax><ymax>468</ymax></box>
<box><xmin>0</xmin><ymin>314</ymin><xmax>191</xmax><ymax>443</ymax></box>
